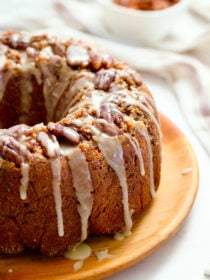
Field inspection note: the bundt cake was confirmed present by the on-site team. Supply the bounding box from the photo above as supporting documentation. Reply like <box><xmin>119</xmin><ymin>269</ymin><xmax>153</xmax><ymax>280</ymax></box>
<box><xmin>0</xmin><ymin>31</ymin><xmax>161</xmax><ymax>256</ymax></box>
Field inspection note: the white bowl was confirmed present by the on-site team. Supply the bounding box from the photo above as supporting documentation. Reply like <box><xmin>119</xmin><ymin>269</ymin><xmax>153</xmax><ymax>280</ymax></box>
<box><xmin>98</xmin><ymin>0</ymin><xmax>189</xmax><ymax>46</ymax></box>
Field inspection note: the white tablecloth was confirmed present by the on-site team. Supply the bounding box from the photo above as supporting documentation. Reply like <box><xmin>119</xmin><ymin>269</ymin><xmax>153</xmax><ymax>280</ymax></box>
<box><xmin>0</xmin><ymin>1</ymin><xmax>209</xmax><ymax>279</ymax></box>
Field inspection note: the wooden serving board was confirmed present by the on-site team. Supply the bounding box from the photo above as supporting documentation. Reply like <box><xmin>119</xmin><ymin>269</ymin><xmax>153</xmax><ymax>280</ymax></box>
<box><xmin>0</xmin><ymin>115</ymin><xmax>199</xmax><ymax>280</ymax></box>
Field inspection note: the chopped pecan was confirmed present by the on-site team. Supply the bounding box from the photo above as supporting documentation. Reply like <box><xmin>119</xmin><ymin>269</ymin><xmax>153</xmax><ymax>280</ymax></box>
<box><xmin>129</xmin><ymin>70</ymin><xmax>142</xmax><ymax>86</ymax></box>
<box><xmin>94</xmin><ymin>69</ymin><xmax>116</xmax><ymax>91</ymax></box>
<box><xmin>80</xmin><ymin>125</ymin><xmax>92</xmax><ymax>141</ymax></box>
<box><xmin>47</xmin><ymin>122</ymin><xmax>80</xmax><ymax>144</ymax></box>
<box><xmin>0</xmin><ymin>31</ymin><xmax>30</xmax><ymax>49</ymax></box>
<box><xmin>90</xmin><ymin>51</ymin><xmax>115</xmax><ymax>70</ymax></box>
<box><xmin>118</xmin><ymin>69</ymin><xmax>142</xmax><ymax>88</ymax></box>
<box><xmin>93</xmin><ymin>119</ymin><xmax>122</xmax><ymax>136</ymax></box>
<box><xmin>100</xmin><ymin>103</ymin><xmax>124</xmax><ymax>126</ymax></box>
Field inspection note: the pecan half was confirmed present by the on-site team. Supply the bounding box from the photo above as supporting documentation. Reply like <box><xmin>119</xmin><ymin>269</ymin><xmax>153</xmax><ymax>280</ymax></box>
<box><xmin>0</xmin><ymin>136</ymin><xmax>30</xmax><ymax>165</ymax></box>
<box><xmin>100</xmin><ymin>103</ymin><xmax>124</xmax><ymax>126</ymax></box>
<box><xmin>0</xmin><ymin>145</ymin><xmax>22</xmax><ymax>165</ymax></box>
<box><xmin>47</xmin><ymin>122</ymin><xmax>80</xmax><ymax>144</ymax></box>
<box><xmin>93</xmin><ymin>119</ymin><xmax>123</xmax><ymax>136</ymax></box>
<box><xmin>94</xmin><ymin>69</ymin><xmax>116</xmax><ymax>91</ymax></box>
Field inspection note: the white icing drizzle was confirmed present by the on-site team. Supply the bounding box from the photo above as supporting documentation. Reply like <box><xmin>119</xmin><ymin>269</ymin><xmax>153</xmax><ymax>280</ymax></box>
<box><xmin>61</xmin><ymin>74</ymin><xmax>94</xmax><ymax>119</ymax></box>
<box><xmin>50</xmin><ymin>157</ymin><xmax>64</xmax><ymax>237</ymax></box>
<box><xmin>0</xmin><ymin>133</ymin><xmax>31</xmax><ymax>200</ymax></box>
<box><xmin>37</xmin><ymin>131</ymin><xmax>64</xmax><ymax>237</ymax></box>
<box><xmin>136</xmin><ymin>125</ymin><xmax>156</xmax><ymax>198</ymax></box>
<box><xmin>39</xmin><ymin>53</ymin><xmax>73</xmax><ymax>122</ymax></box>
<box><xmin>17</xmin><ymin>138</ymin><xmax>31</xmax><ymax>201</ymax></box>
<box><xmin>90</xmin><ymin>90</ymin><xmax>108</xmax><ymax>114</ymax></box>
<box><xmin>67</xmin><ymin>147</ymin><xmax>93</xmax><ymax>242</ymax></box>
<box><xmin>120</xmin><ymin>91</ymin><xmax>162</xmax><ymax>139</ymax></box>
<box><xmin>139</xmin><ymin>91</ymin><xmax>156</xmax><ymax>107</ymax></box>
<box><xmin>39</xmin><ymin>46</ymin><xmax>54</xmax><ymax>59</ymax></box>
<box><xmin>126</xmin><ymin>134</ymin><xmax>145</xmax><ymax>176</ymax></box>
<box><xmin>182</xmin><ymin>167</ymin><xmax>193</xmax><ymax>175</ymax></box>
<box><xmin>20</xmin><ymin>162</ymin><xmax>30</xmax><ymax>200</ymax></box>
<box><xmin>66</xmin><ymin>45</ymin><xmax>89</xmax><ymax>65</ymax></box>
<box><xmin>91</xmin><ymin>127</ymin><xmax>132</xmax><ymax>236</ymax></box>
<box><xmin>63</xmin><ymin>242</ymin><xmax>92</xmax><ymax>271</ymax></box>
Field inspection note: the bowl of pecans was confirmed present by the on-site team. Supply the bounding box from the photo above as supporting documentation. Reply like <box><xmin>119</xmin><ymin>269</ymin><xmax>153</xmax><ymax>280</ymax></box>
<box><xmin>98</xmin><ymin>0</ymin><xmax>189</xmax><ymax>46</ymax></box>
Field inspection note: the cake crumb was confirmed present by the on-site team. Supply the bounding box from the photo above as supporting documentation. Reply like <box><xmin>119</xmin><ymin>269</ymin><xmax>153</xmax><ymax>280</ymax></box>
<box><xmin>94</xmin><ymin>249</ymin><xmax>113</xmax><ymax>262</ymax></box>
<box><xmin>181</xmin><ymin>167</ymin><xmax>192</xmax><ymax>176</ymax></box>
<box><xmin>8</xmin><ymin>268</ymin><xmax>13</xmax><ymax>273</ymax></box>
<box><xmin>73</xmin><ymin>260</ymin><xmax>84</xmax><ymax>272</ymax></box>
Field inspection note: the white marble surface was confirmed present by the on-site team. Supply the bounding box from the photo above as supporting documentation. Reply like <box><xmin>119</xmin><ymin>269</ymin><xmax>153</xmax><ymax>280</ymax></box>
<box><xmin>0</xmin><ymin>1</ymin><xmax>209</xmax><ymax>279</ymax></box>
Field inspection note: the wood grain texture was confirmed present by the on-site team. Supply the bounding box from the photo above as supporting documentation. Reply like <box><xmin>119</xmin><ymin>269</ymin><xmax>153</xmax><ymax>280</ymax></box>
<box><xmin>0</xmin><ymin>114</ymin><xmax>199</xmax><ymax>280</ymax></box>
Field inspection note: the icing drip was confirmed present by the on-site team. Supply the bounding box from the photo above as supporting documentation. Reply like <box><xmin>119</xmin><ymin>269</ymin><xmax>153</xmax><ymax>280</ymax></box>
<box><xmin>126</xmin><ymin>134</ymin><xmax>145</xmax><ymax>176</ymax></box>
<box><xmin>20</xmin><ymin>162</ymin><xmax>30</xmax><ymax>200</ymax></box>
<box><xmin>67</xmin><ymin>147</ymin><xmax>93</xmax><ymax>242</ymax></box>
<box><xmin>92</xmin><ymin>127</ymin><xmax>132</xmax><ymax>236</ymax></box>
<box><xmin>39</xmin><ymin>53</ymin><xmax>73</xmax><ymax>122</ymax></box>
<box><xmin>50</xmin><ymin>157</ymin><xmax>64</xmax><ymax>237</ymax></box>
<box><xmin>37</xmin><ymin>131</ymin><xmax>64</xmax><ymax>237</ymax></box>
<box><xmin>120</xmin><ymin>91</ymin><xmax>162</xmax><ymax>139</ymax></box>
<box><xmin>66</xmin><ymin>45</ymin><xmax>89</xmax><ymax>66</ymax></box>
<box><xmin>136</xmin><ymin>126</ymin><xmax>156</xmax><ymax>198</ymax></box>
<box><xmin>62</xmin><ymin>74</ymin><xmax>94</xmax><ymax>119</ymax></box>
<box><xmin>0</xmin><ymin>133</ymin><xmax>31</xmax><ymax>200</ymax></box>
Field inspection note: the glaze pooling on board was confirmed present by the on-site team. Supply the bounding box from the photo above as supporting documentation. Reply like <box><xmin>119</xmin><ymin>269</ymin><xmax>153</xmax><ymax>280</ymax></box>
<box><xmin>0</xmin><ymin>31</ymin><xmax>161</xmax><ymax>249</ymax></box>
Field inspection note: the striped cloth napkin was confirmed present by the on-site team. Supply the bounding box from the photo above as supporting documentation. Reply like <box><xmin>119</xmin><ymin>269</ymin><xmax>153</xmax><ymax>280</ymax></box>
<box><xmin>0</xmin><ymin>0</ymin><xmax>209</xmax><ymax>154</ymax></box>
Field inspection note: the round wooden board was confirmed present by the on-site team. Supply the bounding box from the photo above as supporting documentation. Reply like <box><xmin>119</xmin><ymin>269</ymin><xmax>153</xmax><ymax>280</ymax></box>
<box><xmin>0</xmin><ymin>114</ymin><xmax>199</xmax><ymax>280</ymax></box>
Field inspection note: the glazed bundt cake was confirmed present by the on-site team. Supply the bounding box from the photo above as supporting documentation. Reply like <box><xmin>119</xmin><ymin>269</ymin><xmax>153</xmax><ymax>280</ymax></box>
<box><xmin>0</xmin><ymin>31</ymin><xmax>161</xmax><ymax>256</ymax></box>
